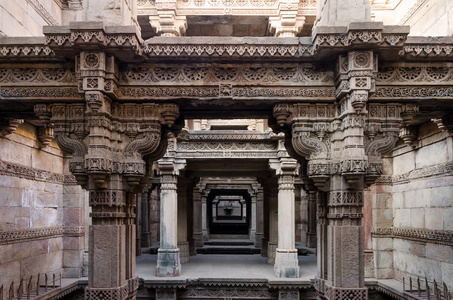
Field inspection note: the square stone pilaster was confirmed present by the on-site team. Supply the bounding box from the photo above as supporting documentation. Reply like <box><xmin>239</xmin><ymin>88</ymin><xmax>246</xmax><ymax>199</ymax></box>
<box><xmin>279</xmin><ymin>289</ymin><xmax>300</xmax><ymax>300</ymax></box>
<box><xmin>156</xmin><ymin>288</ymin><xmax>177</xmax><ymax>300</ymax></box>
<box><xmin>325</xmin><ymin>283</ymin><xmax>368</xmax><ymax>300</ymax></box>
<box><xmin>85</xmin><ymin>281</ymin><xmax>128</xmax><ymax>300</ymax></box>
<box><xmin>274</xmin><ymin>249</ymin><xmax>299</xmax><ymax>278</ymax></box>
<box><xmin>156</xmin><ymin>248</ymin><xmax>181</xmax><ymax>277</ymax></box>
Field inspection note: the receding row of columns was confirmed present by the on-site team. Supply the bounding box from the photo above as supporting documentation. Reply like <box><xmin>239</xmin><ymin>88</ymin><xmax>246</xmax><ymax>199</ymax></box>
<box><xmin>134</xmin><ymin>155</ymin><xmax>306</xmax><ymax>278</ymax></box>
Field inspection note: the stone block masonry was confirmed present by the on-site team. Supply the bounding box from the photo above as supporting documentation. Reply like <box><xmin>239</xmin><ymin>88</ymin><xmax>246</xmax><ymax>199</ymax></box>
<box><xmin>0</xmin><ymin>123</ymin><xmax>87</xmax><ymax>299</ymax></box>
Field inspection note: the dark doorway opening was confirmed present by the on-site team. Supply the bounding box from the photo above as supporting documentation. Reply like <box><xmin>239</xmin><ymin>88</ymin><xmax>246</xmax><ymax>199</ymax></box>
<box><xmin>207</xmin><ymin>189</ymin><xmax>251</xmax><ymax>235</ymax></box>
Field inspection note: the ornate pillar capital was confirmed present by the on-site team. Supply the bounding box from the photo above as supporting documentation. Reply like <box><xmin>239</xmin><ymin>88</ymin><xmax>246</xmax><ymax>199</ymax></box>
<box><xmin>269</xmin><ymin>0</ymin><xmax>305</xmax><ymax>37</ymax></box>
<box><xmin>336</xmin><ymin>51</ymin><xmax>378</xmax><ymax>114</ymax></box>
<box><xmin>149</xmin><ymin>0</ymin><xmax>187</xmax><ymax>37</ymax></box>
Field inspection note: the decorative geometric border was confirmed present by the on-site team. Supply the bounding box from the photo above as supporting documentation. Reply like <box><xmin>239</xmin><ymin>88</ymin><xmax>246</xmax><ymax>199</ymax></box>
<box><xmin>371</xmin><ymin>227</ymin><xmax>453</xmax><ymax>247</ymax></box>
<box><xmin>0</xmin><ymin>226</ymin><xmax>85</xmax><ymax>245</ymax></box>
<box><xmin>26</xmin><ymin>0</ymin><xmax>58</xmax><ymax>26</ymax></box>
<box><xmin>0</xmin><ymin>160</ymin><xmax>66</xmax><ymax>184</ymax></box>
<box><xmin>398</xmin><ymin>0</ymin><xmax>428</xmax><ymax>26</ymax></box>
<box><xmin>375</xmin><ymin>162</ymin><xmax>453</xmax><ymax>185</ymax></box>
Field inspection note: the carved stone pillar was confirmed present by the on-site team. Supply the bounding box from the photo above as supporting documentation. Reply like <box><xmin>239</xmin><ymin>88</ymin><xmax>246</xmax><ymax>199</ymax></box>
<box><xmin>307</xmin><ymin>190</ymin><xmax>317</xmax><ymax>248</ymax></box>
<box><xmin>192</xmin><ymin>183</ymin><xmax>204</xmax><ymax>248</ymax></box>
<box><xmin>273</xmin><ymin>54</ymin><xmax>404</xmax><ymax>296</ymax></box>
<box><xmin>269</xmin><ymin>157</ymin><xmax>299</xmax><ymax>278</ymax></box>
<box><xmin>187</xmin><ymin>178</ymin><xmax>196</xmax><ymax>257</ymax></box>
<box><xmin>177</xmin><ymin>175</ymin><xmax>190</xmax><ymax>264</ymax></box>
<box><xmin>316</xmin><ymin>191</ymin><xmax>328</xmax><ymax>293</ymax></box>
<box><xmin>201</xmin><ymin>189</ymin><xmax>209</xmax><ymax>241</ymax></box>
<box><xmin>250</xmin><ymin>193</ymin><xmax>257</xmax><ymax>242</ymax></box>
<box><xmin>141</xmin><ymin>190</ymin><xmax>152</xmax><ymax>248</ymax></box>
<box><xmin>156</xmin><ymin>157</ymin><xmax>186</xmax><ymax>276</ymax></box>
<box><xmin>267</xmin><ymin>178</ymin><xmax>278</xmax><ymax>264</ymax></box>
<box><xmin>255</xmin><ymin>184</ymin><xmax>264</xmax><ymax>249</ymax></box>
<box><xmin>136</xmin><ymin>193</ymin><xmax>142</xmax><ymax>257</ymax></box>
<box><xmin>37</xmin><ymin>50</ymin><xmax>180</xmax><ymax>296</ymax></box>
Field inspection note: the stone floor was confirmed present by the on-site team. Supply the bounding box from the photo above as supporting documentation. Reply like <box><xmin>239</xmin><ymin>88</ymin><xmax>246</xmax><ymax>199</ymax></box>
<box><xmin>53</xmin><ymin>253</ymin><xmax>407</xmax><ymax>299</ymax></box>
<box><xmin>136</xmin><ymin>253</ymin><xmax>317</xmax><ymax>282</ymax></box>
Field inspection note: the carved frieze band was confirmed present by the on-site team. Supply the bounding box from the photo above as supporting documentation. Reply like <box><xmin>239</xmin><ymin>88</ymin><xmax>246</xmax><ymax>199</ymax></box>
<box><xmin>376</xmin><ymin>67</ymin><xmax>453</xmax><ymax>84</ymax></box>
<box><xmin>0</xmin><ymin>87</ymin><xmax>82</xmax><ymax>99</ymax></box>
<box><xmin>144</xmin><ymin>31</ymin><xmax>406</xmax><ymax>58</ymax></box>
<box><xmin>143</xmin><ymin>43</ymin><xmax>302</xmax><ymax>57</ymax></box>
<box><xmin>0</xmin><ymin>226</ymin><xmax>85</xmax><ymax>245</ymax></box>
<box><xmin>45</xmin><ymin>31</ymin><xmax>142</xmax><ymax>54</ymax></box>
<box><xmin>177</xmin><ymin>141</ymin><xmax>278</xmax><ymax>159</ymax></box>
<box><xmin>179</xmin><ymin>131</ymin><xmax>273</xmax><ymax>140</ymax></box>
<box><xmin>0</xmin><ymin>46</ymin><xmax>55</xmax><ymax>57</ymax></box>
<box><xmin>371</xmin><ymin>227</ymin><xmax>453</xmax><ymax>247</ymax></box>
<box><xmin>403</xmin><ymin>44</ymin><xmax>453</xmax><ymax>57</ymax></box>
<box><xmin>375</xmin><ymin>162</ymin><xmax>453</xmax><ymax>185</ymax></box>
<box><xmin>0</xmin><ymin>68</ymin><xmax>76</xmax><ymax>85</ymax></box>
<box><xmin>121</xmin><ymin>65</ymin><xmax>332</xmax><ymax>85</ymax></box>
<box><xmin>181</xmin><ymin>287</ymin><xmax>276</xmax><ymax>299</ymax></box>
<box><xmin>119</xmin><ymin>86</ymin><xmax>335</xmax><ymax>99</ymax></box>
<box><xmin>371</xmin><ymin>87</ymin><xmax>453</xmax><ymax>99</ymax></box>
<box><xmin>0</xmin><ymin>160</ymin><xmax>66</xmax><ymax>184</ymax></box>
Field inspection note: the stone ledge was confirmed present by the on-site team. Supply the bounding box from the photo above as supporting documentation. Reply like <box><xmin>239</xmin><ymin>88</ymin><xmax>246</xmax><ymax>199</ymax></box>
<box><xmin>371</xmin><ymin>227</ymin><xmax>453</xmax><ymax>247</ymax></box>
<box><xmin>0</xmin><ymin>226</ymin><xmax>85</xmax><ymax>245</ymax></box>
<box><xmin>0</xmin><ymin>159</ymin><xmax>70</xmax><ymax>184</ymax></box>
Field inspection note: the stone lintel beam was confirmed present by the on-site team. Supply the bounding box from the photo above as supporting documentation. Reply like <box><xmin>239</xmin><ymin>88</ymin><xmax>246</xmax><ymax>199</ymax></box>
<box><xmin>43</xmin><ymin>21</ymin><xmax>143</xmax><ymax>60</ymax></box>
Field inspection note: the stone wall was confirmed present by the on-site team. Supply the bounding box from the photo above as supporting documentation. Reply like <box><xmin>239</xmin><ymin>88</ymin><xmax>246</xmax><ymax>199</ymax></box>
<box><xmin>372</xmin><ymin>121</ymin><xmax>453</xmax><ymax>291</ymax></box>
<box><xmin>0</xmin><ymin>122</ymin><xmax>86</xmax><ymax>297</ymax></box>
<box><xmin>398</xmin><ymin>0</ymin><xmax>453</xmax><ymax>36</ymax></box>
<box><xmin>373</xmin><ymin>0</ymin><xmax>453</xmax><ymax>36</ymax></box>
<box><xmin>0</xmin><ymin>0</ymin><xmax>63</xmax><ymax>37</ymax></box>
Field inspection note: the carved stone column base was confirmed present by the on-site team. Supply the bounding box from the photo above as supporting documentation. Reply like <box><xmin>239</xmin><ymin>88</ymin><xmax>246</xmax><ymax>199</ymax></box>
<box><xmin>156</xmin><ymin>288</ymin><xmax>177</xmax><ymax>300</ymax></box>
<box><xmin>141</xmin><ymin>232</ymin><xmax>152</xmax><ymax>248</ymax></box>
<box><xmin>254</xmin><ymin>233</ymin><xmax>263</xmax><ymax>248</ymax></box>
<box><xmin>188</xmin><ymin>237</ymin><xmax>197</xmax><ymax>256</ymax></box>
<box><xmin>267</xmin><ymin>242</ymin><xmax>277</xmax><ymax>264</ymax></box>
<box><xmin>279</xmin><ymin>289</ymin><xmax>300</xmax><ymax>300</ymax></box>
<box><xmin>178</xmin><ymin>241</ymin><xmax>190</xmax><ymax>264</ymax></box>
<box><xmin>307</xmin><ymin>232</ymin><xmax>317</xmax><ymax>248</ymax></box>
<box><xmin>261</xmin><ymin>238</ymin><xmax>268</xmax><ymax>257</ymax></box>
<box><xmin>325</xmin><ymin>283</ymin><xmax>368</xmax><ymax>300</ymax></box>
<box><xmin>249</xmin><ymin>229</ymin><xmax>256</xmax><ymax>243</ymax></box>
<box><xmin>274</xmin><ymin>249</ymin><xmax>299</xmax><ymax>278</ymax></box>
<box><xmin>193</xmin><ymin>232</ymin><xmax>204</xmax><ymax>247</ymax></box>
<box><xmin>127</xmin><ymin>276</ymin><xmax>139</xmax><ymax>300</ymax></box>
<box><xmin>156</xmin><ymin>248</ymin><xmax>181</xmax><ymax>276</ymax></box>
<box><xmin>314</xmin><ymin>277</ymin><xmax>327</xmax><ymax>299</ymax></box>
<box><xmin>202</xmin><ymin>229</ymin><xmax>208</xmax><ymax>241</ymax></box>
<box><xmin>85</xmin><ymin>282</ymin><xmax>128</xmax><ymax>300</ymax></box>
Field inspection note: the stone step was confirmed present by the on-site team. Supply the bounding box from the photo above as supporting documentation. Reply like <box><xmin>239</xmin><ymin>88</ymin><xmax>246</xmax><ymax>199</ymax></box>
<box><xmin>204</xmin><ymin>240</ymin><xmax>254</xmax><ymax>246</ymax></box>
<box><xmin>197</xmin><ymin>247</ymin><xmax>261</xmax><ymax>255</ymax></box>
